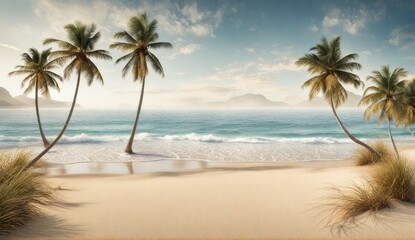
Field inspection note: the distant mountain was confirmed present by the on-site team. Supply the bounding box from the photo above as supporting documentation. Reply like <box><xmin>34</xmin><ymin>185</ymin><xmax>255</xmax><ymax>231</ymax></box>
<box><xmin>0</xmin><ymin>87</ymin><xmax>27</xmax><ymax>107</ymax></box>
<box><xmin>297</xmin><ymin>91</ymin><xmax>362</xmax><ymax>108</ymax></box>
<box><xmin>199</xmin><ymin>94</ymin><xmax>290</xmax><ymax>107</ymax></box>
<box><xmin>0</xmin><ymin>87</ymin><xmax>81</xmax><ymax>108</ymax></box>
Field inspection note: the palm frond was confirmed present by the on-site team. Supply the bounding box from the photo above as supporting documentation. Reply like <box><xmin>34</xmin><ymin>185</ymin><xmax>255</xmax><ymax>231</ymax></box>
<box><xmin>85</xmin><ymin>50</ymin><xmax>112</xmax><ymax>60</ymax></box>
<box><xmin>148</xmin><ymin>42</ymin><xmax>173</xmax><ymax>49</ymax></box>
<box><xmin>113</xmin><ymin>31</ymin><xmax>137</xmax><ymax>44</ymax></box>
<box><xmin>115</xmin><ymin>52</ymin><xmax>134</xmax><ymax>64</ymax></box>
<box><xmin>146</xmin><ymin>51</ymin><xmax>164</xmax><ymax>77</ymax></box>
<box><xmin>109</xmin><ymin>42</ymin><xmax>136</xmax><ymax>51</ymax></box>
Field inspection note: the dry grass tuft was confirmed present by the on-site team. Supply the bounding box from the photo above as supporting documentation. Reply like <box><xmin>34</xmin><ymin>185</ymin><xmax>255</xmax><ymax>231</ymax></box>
<box><xmin>327</xmin><ymin>154</ymin><xmax>415</xmax><ymax>233</ymax></box>
<box><xmin>0</xmin><ymin>151</ymin><xmax>54</xmax><ymax>234</ymax></box>
<box><xmin>354</xmin><ymin>141</ymin><xmax>392</xmax><ymax>166</ymax></box>
<box><xmin>326</xmin><ymin>181</ymin><xmax>391</xmax><ymax>231</ymax></box>
<box><xmin>372</xmin><ymin>156</ymin><xmax>415</xmax><ymax>202</ymax></box>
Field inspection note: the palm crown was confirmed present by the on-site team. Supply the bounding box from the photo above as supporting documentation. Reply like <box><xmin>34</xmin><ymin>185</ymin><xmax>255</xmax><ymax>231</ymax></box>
<box><xmin>43</xmin><ymin>21</ymin><xmax>112</xmax><ymax>84</ymax></box>
<box><xmin>359</xmin><ymin>65</ymin><xmax>407</xmax><ymax>125</ymax></box>
<box><xmin>296</xmin><ymin>36</ymin><xmax>363</xmax><ymax>107</ymax></box>
<box><xmin>402</xmin><ymin>79</ymin><xmax>415</xmax><ymax>127</ymax></box>
<box><xmin>110</xmin><ymin>12</ymin><xmax>172</xmax><ymax>81</ymax></box>
<box><xmin>9</xmin><ymin>48</ymin><xmax>62</xmax><ymax>96</ymax></box>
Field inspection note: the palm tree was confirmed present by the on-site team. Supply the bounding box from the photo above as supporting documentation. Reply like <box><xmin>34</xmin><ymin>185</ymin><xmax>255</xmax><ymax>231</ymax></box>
<box><xmin>110</xmin><ymin>13</ymin><xmax>172</xmax><ymax>154</ymax></box>
<box><xmin>402</xmin><ymin>79</ymin><xmax>415</xmax><ymax>136</ymax></box>
<box><xmin>24</xmin><ymin>22</ymin><xmax>112</xmax><ymax>169</ymax></box>
<box><xmin>296</xmin><ymin>36</ymin><xmax>380</xmax><ymax>157</ymax></box>
<box><xmin>359</xmin><ymin>66</ymin><xmax>407</xmax><ymax>158</ymax></box>
<box><xmin>9</xmin><ymin>48</ymin><xmax>63</xmax><ymax>147</ymax></box>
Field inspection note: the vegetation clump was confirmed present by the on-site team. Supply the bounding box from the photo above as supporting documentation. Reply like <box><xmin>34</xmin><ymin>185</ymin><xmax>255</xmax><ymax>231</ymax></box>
<box><xmin>354</xmin><ymin>141</ymin><xmax>392</xmax><ymax>166</ymax></box>
<box><xmin>328</xmin><ymin>155</ymin><xmax>415</xmax><ymax>231</ymax></box>
<box><xmin>328</xmin><ymin>180</ymin><xmax>391</xmax><ymax>228</ymax></box>
<box><xmin>372</xmin><ymin>156</ymin><xmax>415</xmax><ymax>202</ymax></box>
<box><xmin>0</xmin><ymin>151</ymin><xmax>54</xmax><ymax>234</ymax></box>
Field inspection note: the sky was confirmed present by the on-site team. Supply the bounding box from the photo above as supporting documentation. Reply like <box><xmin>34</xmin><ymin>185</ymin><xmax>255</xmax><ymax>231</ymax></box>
<box><xmin>0</xmin><ymin>0</ymin><xmax>415</xmax><ymax>108</ymax></box>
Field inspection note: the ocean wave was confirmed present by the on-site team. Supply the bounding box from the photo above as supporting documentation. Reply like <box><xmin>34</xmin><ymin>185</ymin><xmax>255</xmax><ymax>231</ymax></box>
<box><xmin>59</xmin><ymin>133</ymin><xmax>124</xmax><ymax>143</ymax></box>
<box><xmin>157</xmin><ymin>133</ymin><xmax>354</xmax><ymax>144</ymax></box>
<box><xmin>160</xmin><ymin>133</ymin><xmax>225</xmax><ymax>143</ymax></box>
<box><xmin>59</xmin><ymin>133</ymin><xmax>152</xmax><ymax>143</ymax></box>
<box><xmin>0</xmin><ymin>135</ymin><xmax>40</xmax><ymax>142</ymax></box>
<box><xmin>0</xmin><ymin>132</ymin><xmax>357</xmax><ymax>145</ymax></box>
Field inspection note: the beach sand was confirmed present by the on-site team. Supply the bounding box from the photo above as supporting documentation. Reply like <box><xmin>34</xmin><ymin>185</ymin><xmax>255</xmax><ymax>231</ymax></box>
<box><xmin>5</xmin><ymin>146</ymin><xmax>415</xmax><ymax>240</ymax></box>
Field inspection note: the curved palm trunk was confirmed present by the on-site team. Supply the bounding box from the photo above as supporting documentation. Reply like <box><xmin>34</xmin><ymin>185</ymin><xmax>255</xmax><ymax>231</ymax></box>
<box><xmin>24</xmin><ymin>70</ymin><xmax>82</xmax><ymax>170</ymax></box>
<box><xmin>35</xmin><ymin>79</ymin><xmax>50</xmax><ymax>147</ymax></box>
<box><xmin>409</xmin><ymin>127</ymin><xmax>415</xmax><ymax>137</ymax></box>
<box><xmin>125</xmin><ymin>78</ymin><xmax>146</xmax><ymax>154</ymax></box>
<box><xmin>388</xmin><ymin>120</ymin><xmax>399</xmax><ymax>159</ymax></box>
<box><xmin>329</xmin><ymin>93</ymin><xmax>381</xmax><ymax>158</ymax></box>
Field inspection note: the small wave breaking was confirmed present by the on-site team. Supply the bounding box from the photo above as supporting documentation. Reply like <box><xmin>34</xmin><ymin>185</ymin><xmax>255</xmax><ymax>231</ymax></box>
<box><xmin>0</xmin><ymin>132</ymin><xmax>357</xmax><ymax>144</ymax></box>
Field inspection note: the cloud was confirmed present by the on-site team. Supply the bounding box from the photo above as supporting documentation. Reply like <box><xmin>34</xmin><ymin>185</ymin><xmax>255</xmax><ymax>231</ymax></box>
<box><xmin>33</xmin><ymin>0</ymin><xmax>226</xmax><ymax>39</ymax></box>
<box><xmin>388</xmin><ymin>27</ymin><xmax>415</xmax><ymax>48</ymax></box>
<box><xmin>181</xmin><ymin>3</ymin><xmax>205</xmax><ymax>23</ymax></box>
<box><xmin>180</xmin><ymin>44</ymin><xmax>201</xmax><ymax>55</ymax></box>
<box><xmin>158</xmin><ymin>2</ymin><xmax>224</xmax><ymax>37</ymax></box>
<box><xmin>169</xmin><ymin>43</ymin><xmax>201</xmax><ymax>59</ymax></box>
<box><xmin>321</xmin><ymin>5</ymin><xmax>385</xmax><ymax>36</ymax></box>
<box><xmin>309</xmin><ymin>25</ymin><xmax>319</xmax><ymax>32</ymax></box>
<box><xmin>322</xmin><ymin>9</ymin><xmax>340</xmax><ymax>28</ymax></box>
<box><xmin>190</xmin><ymin>24</ymin><xmax>213</xmax><ymax>37</ymax></box>
<box><xmin>249</xmin><ymin>25</ymin><xmax>257</xmax><ymax>32</ymax></box>
<box><xmin>258</xmin><ymin>60</ymin><xmax>299</xmax><ymax>72</ymax></box>
<box><xmin>244</xmin><ymin>48</ymin><xmax>256</xmax><ymax>53</ymax></box>
<box><xmin>343</xmin><ymin>18</ymin><xmax>365</xmax><ymax>35</ymax></box>
<box><xmin>34</xmin><ymin>1</ymin><xmax>114</xmax><ymax>35</ymax></box>
<box><xmin>0</xmin><ymin>43</ymin><xmax>20</xmax><ymax>51</ymax></box>
<box><xmin>114</xmin><ymin>85</ymin><xmax>236</xmax><ymax>95</ymax></box>
<box><xmin>205</xmin><ymin>61</ymin><xmax>280</xmax><ymax>91</ymax></box>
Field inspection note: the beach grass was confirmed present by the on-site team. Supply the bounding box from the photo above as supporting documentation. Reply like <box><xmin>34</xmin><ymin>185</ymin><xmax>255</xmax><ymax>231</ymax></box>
<box><xmin>327</xmin><ymin>180</ymin><xmax>391</xmax><ymax>227</ymax></box>
<box><xmin>328</xmin><ymin>154</ymin><xmax>415</xmax><ymax>230</ymax></box>
<box><xmin>0</xmin><ymin>151</ymin><xmax>54</xmax><ymax>234</ymax></box>
<box><xmin>372</xmin><ymin>156</ymin><xmax>415</xmax><ymax>202</ymax></box>
<box><xmin>354</xmin><ymin>141</ymin><xmax>392</xmax><ymax>166</ymax></box>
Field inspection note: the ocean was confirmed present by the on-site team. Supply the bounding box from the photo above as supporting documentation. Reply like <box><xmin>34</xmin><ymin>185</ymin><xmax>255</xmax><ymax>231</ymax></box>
<box><xmin>0</xmin><ymin>108</ymin><xmax>412</xmax><ymax>163</ymax></box>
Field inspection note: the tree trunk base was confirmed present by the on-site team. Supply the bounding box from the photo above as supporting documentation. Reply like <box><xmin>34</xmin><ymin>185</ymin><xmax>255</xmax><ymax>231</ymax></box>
<box><xmin>43</xmin><ymin>141</ymin><xmax>50</xmax><ymax>148</ymax></box>
<box><xmin>124</xmin><ymin>148</ymin><xmax>134</xmax><ymax>154</ymax></box>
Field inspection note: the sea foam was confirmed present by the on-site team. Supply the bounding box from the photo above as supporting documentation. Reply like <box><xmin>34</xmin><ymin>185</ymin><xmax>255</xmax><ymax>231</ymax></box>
<box><xmin>0</xmin><ymin>132</ymin><xmax>356</xmax><ymax>144</ymax></box>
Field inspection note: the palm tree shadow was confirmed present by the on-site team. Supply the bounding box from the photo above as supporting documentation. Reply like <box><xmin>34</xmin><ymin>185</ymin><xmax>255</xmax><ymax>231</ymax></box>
<box><xmin>0</xmin><ymin>214</ymin><xmax>82</xmax><ymax>240</ymax></box>
<box><xmin>143</xmin><ymin>164</ymin><xmax>295</xmax><ymax>177</ymax></box>
<box><xmin>128</xmin><ymin>152</ymin><xmax>172</xmax><ymax>159</ymax></box>
<box><xmin>126</xmin><ymin>161</ymin><xmax>134</xmax><ymax>174</ymax></box>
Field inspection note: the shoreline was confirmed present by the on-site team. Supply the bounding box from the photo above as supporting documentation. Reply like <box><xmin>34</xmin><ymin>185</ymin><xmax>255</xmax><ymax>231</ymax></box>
<box><xmin>0</xmin><ymin>139</ymin><xmax>370</xmax><ymax>164</ymax></box>
<box><xmin>39</xmin><ymin>157</ymin><xmax>356</xmax><ymax>176</ymax></box>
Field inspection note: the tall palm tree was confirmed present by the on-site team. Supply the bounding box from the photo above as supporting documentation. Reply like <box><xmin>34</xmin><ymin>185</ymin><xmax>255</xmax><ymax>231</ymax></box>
<box><xmin>110</xmin><ymin>13</ymin><xmax>172</xmax><ymax>154</ymax></box>
<box><xmin>402</xmin><ymin>79</ymin><xmax>415</xmax><ymax>136</ymax></box>
<box><xmin>9</xmin><ymin>48</ymin><xmax>62</xmax><ymax>147</ymax></box>
<box><xmin>359</xmin><ymin>66</ymin><xmax>407</xmax><ymax>158</ymax></box>
<box><xmin>24</xmin><ymin>22</ymin><xmax>112</xmax><ymax>169</ymax></box>
<box><xmin>296</xmin><ymin>36</ymin><xmax>380</xmax><ymax>157</ymax></box>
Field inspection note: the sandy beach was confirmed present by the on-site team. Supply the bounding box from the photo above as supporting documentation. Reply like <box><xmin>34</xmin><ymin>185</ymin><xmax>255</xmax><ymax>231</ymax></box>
<box><xmin>2</xmin><ymin>0</ymin><xmax>415</xmax><ymax>238</ymax></box>
<box><xmin>2</xmin><ymin>145</ymin><xmax>415</xmax><ymax>240</ymax></box>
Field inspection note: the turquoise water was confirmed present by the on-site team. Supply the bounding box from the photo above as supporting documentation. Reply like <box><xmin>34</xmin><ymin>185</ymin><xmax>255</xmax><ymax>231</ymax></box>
<box><xmin>0</xmin><ymin>108</ymin><xmax>410</xmax><ymax>148</ymax></box>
